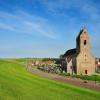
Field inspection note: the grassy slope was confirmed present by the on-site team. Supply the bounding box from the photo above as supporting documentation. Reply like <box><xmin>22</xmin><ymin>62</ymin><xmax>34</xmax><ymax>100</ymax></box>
<box><xmin>0</xmin><ymin>59</ymin><xmax>100</xmax><ymax>100</ymax></box>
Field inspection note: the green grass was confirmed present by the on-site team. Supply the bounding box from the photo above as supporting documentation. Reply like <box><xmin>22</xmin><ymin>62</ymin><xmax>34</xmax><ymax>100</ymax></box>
<box><xmin>72</xmin><ymin>74</ymin><xmax>100</xmax><ymax>82</ymax></box>
<box><xmin>0</xmin><ymin>59</ymin><xmax>100</xmax><ymax>100</ymax></box>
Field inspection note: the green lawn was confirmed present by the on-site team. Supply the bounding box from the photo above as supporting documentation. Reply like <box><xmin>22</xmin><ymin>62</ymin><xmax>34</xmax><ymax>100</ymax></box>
<box><xmin>0</xmin><ymin>59</ymin><xmax>100</xmax><ymax>100</ymax></box>
<box><xmin>72</xmin><ymin>74</ymin><xmax>100</xmax><ymax>82</ymax></box>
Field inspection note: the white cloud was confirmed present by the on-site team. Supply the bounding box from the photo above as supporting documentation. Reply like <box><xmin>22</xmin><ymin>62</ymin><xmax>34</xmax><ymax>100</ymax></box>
<box><xmin>0</xmin><ymin>23</ymin><xmax>15</xmax><ymax>31</ymax></box>
<box><xmin>40</xmin><ymin>0</ymin><xmax>100</xmax><ymax>48</ymax></box>
<box><xmin>0</xmin><ymin>10</ymin><xmax>57</xmax><ymax>39</ymax></box>
<box><xmin>40</xmin><ymin>0</ymin><xmax>100</xmax><ymax>21</ymax></box>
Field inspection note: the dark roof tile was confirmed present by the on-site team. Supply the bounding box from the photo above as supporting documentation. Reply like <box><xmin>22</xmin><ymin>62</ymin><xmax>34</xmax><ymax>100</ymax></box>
<box><xmin>63</xmin><ymin>48</ymin><xmax>76</xmax><ymax>57</ymax></box>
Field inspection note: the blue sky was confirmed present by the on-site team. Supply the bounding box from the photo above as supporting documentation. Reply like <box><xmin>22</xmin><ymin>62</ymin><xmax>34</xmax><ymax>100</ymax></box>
<box><xmin>0</xmin><ymin>0</ymin><xmax>100</xmax><ymax>58</ymax></box>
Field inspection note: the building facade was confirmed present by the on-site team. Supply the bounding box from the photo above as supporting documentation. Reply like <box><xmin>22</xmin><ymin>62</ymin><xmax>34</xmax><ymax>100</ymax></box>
<box><xmin>95</xmin><ymin>58</ymin><xmax>100</xmax><ymax>70</ymax></box>
<box><xmin>62</xmin><ymin>28</ymin><xmax>95</xmax><ymax>75</ymax></box>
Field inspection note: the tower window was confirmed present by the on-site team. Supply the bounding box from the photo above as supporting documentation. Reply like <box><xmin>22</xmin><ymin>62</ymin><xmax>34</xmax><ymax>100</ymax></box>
<box><xmin>84</xmin><ymin>40</ymin><xmax>86</xmax><ymax>45</ymax></box>
<box><xmin>84</xmin><ymin>40</ymin><xmax>86</xmax><ymax>48</ymax></box>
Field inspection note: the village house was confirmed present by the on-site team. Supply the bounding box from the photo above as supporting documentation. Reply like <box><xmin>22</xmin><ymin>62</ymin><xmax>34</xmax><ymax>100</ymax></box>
<box><xmin>95</xmin><ymin>58</ymin><xmax>100</xmax><ymax>70</ymax></box>
<box><xmin>27</xmin><ymin>59</ymin><xmax>55</xmax><ymax>66</ymax></box>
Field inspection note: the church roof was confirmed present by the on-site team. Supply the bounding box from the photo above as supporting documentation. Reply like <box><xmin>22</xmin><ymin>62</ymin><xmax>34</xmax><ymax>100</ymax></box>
<box><xmin>63</xmin><ymin>48</ymin><xmax>76</xmax><ymax>57</ymax></box>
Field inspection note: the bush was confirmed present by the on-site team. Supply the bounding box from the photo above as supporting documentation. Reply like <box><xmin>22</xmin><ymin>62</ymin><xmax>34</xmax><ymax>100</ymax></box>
<box><xmin>96</xmin><ymin>69</ymin><xmax>100</xmax><ymax>74</ymax></box>
<box><xmin>37</xmin><ymin>64</ymin><xmax>62</xmax><ymax>74</ymax></box>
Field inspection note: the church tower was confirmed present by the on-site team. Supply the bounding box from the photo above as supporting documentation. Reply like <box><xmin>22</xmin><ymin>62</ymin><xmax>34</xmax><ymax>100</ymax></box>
<box><xmin>76</xmin><ymin>27</ymin><xmax>95</xmax><ymax>75</ymax></box>
<box><xmin>76</xmin><ymin>27</ymin><xmax>90</xmax><ymax>54</ymax></box>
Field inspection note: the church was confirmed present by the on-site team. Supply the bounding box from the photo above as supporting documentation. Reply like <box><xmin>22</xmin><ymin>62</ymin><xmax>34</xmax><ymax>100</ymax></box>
<box><xmin>61</xmin><ymin>27</ymin><xmax>95</xmax><ymax>75</ymax></box>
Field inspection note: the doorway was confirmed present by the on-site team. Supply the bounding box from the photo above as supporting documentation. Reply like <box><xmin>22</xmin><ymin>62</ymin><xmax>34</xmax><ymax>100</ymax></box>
<box><xmin>85</xmin><ymin>69</ymin><xmax>87</xmax><ymax>75</ymax></box>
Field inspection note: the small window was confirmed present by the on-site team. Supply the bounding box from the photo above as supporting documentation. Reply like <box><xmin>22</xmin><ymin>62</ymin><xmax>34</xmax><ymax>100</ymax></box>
<box><xmin>84</xmin><ymin>40</ymin><xmax>86</xmax><ymax>45</ymax></box>
<box><xmin>84</xmin><ymin>40</ymin><xmax>86</xmax><ymax>48</ymax></box>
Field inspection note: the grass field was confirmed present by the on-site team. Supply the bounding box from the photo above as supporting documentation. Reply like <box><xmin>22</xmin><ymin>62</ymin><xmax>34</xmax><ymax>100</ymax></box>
<box><xmin>0</xmin><ymin>59</ymin><xmax>100</xmax><ymax>100</ymax></box>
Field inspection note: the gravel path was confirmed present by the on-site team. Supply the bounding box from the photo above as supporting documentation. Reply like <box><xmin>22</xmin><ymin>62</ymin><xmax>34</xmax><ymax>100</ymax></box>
<box><xmin>27</xmin><ymin>66</ymin><xmax>100</xmax><ymax>92</ymax></box>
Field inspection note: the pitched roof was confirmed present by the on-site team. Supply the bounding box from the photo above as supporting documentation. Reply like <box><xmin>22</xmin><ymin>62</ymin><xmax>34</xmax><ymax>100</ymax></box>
<box><xmin>63</xmin><ymin>48</ymin><xmax>76</xmax><ymax>57</ymax></box>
